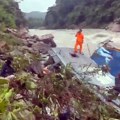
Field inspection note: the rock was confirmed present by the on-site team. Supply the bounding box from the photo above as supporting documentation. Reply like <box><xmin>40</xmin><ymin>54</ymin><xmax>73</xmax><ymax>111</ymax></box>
<box><xmin>31</xmin><ymin>35</ymin><xmax>39</xmax><ymax>41</ymax></box>
<box><xmin>39</xmin><ymin>34</ymin><xmax>54</xmax><ymax>40</ymax></box>
<box><xmin>44</xmin><ymin>56</ymin><xmax>55</xmax><ymax>66</ymax></box>
<box><xmin>17</xmin><ymin>27</ymin><xmax>29</xmax><ymax>39</ymax></box>
<box><xmin>43</xmin><ymin>38</ymin><xmax>56</xmax><ymax>47</ymax></box>
<box><xmin>39</xmin><ymin>34</ymin><xmax>56</xmax><ymax>47</ymax></box>
<box><xmin>20</xmin><ymin>46</ymin><xmax>33</xmax><ymax>53</ymax></box>
<box><xmin>22</xmin><ymin>40</ymin><xmax>28</xmax><ymax>45</ymax></box>
<box><xmin>26</xmin><ymin>41</ymin><xmax>35</xmax><ymax>47</ymax></box>
<box><xmin>28</xmin><ymin>38</ymin><xmax>37</xmax><ymax>43</ymax></box>
<box><xmin>40</xmin><ymin>54</ymin><xmax>49</xmax><ymax>62</ymax></box>
<box><xmin>0</xmin><ymin>54</ymin><xmax>9</xmax><ymax>60</ymax></box>
<box><xmin>6</xmin><ymin>28</ymin><xmax>17</xmax><ymax>34</ymax></box>
<box><xmin>0</xmin><ymin>41</ymin><xmax>9</xmax><ymax>53</ymax></box>
<box><xmin>6</xmin><ymin>75</ymin><xmax>15</xmax><ymax>80</ymax></box>
<box><xmin>28</xmin><ymin>61</ymin><xmax>44</xmax><ymax>77</ymax></box>
<box><xmin>28</xmin><ymin>34</ymin><xmax>56</xmax><ymax>47</ymax></box>
<box><xmin>10</xmin><ymin>49</ymin><xmax>23</xmax><ymax>56</ymax></box>
<box><xmin>6</xmin><ymin>27</ymin><xmax>30</xmax><ymax>39</ymax></box>
<box><xmin>32</xmin><ymin>42</ymin><xmax>51</xmax><ymax>54</ymax></box>
<box><xmin>108</xmin><ymin>22</ymin><xmax>120</xmax><ymax>32</ymax></box>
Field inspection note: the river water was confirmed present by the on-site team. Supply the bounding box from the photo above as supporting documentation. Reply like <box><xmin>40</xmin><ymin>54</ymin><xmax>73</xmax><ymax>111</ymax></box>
<box><xmin>29</xmin><ymin>29</ymin><xmax>120</xmax><ymax>56</ymax></box>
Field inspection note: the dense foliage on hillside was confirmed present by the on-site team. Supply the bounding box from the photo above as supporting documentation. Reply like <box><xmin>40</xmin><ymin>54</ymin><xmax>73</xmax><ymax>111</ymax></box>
<box><xmin>0</xmin><ymin>0</ymin><xmax>26</xmax><ymax>30</ymax></box>
<box><xmin>45</xmin><ymin>0</ymin><xmax>120</xmax><ymax>29</ymax></box>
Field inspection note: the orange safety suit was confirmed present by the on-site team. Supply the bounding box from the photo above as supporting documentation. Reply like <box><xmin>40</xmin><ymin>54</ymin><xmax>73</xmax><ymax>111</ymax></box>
<box><xmin>74</xmin><ymin>32</ymin><xmax>84</xmax><ymax>54</ymax></box>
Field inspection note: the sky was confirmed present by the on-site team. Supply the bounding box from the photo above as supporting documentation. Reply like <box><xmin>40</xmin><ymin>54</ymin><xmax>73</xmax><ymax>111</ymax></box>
<box><xmin>19</xmin><ymin>0</ymin><xmax>56</xmax><ymax>13</ymax></box>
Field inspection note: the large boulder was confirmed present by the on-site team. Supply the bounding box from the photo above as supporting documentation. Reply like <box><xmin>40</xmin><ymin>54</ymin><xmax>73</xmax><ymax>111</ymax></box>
<box><xmin>108</xmin><ymin>22</ymin><xmax>120</xmax><ymax>32</ymax></box>
<box><xmin>39</xmin><ymin>34</ymin><xmax>56</xmax><ymax>47</ymax></box>
<box><xmin>32</xmin><ymin>42</ymin><xmax>51</xmax><ymax>54</ymax></box>
<box><xmin>6</xmin><ymin>27</ymin><xmax>30</xmax><ymax>39</ymax></box>
<box><xmin>17</xmin><ymin>27</ymin><xmax>30</xmax><ymax>39</ymax></box>
<box><xmin>28</xmin><ymin>61</ymin><xmax>44</xmax><ymax>77</ymax></box>
<box><xmin>23</xmin><ymin>34</ymin><xmax>56</xmax><ymax>48</ymax></box>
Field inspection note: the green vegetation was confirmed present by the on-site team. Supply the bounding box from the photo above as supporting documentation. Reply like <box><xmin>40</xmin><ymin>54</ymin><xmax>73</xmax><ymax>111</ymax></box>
<box><xmin>0</xmin><ymin>0</ymin><xmax>26</xmax><ymax>31</ymax></box>
<box><xmin>0</xmin><ymin>62</ymin><xmax>120</xmax><ymax>119</ymax></box>
<box><xmin>0</xmin><ymin>33</ymin><xmax>23</xmax><ymax>46</ymax></box>
<box><xmin>45</xmin><ymin>0</ymin><xmax>120</xmax><ymax>29</ymax></box>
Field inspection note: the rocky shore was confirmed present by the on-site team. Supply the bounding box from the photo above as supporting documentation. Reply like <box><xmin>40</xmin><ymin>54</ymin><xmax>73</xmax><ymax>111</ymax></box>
<box><xmin>0</xmin><ymin>28</ymin><xmax>120</xmax><ymax>120</ymax></box>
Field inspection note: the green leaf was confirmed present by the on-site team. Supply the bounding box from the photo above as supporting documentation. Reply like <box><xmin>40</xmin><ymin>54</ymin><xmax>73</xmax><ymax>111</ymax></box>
<box><xmin>0</xmin><ymin>101</ymin><xmax>7</xmax><ymax>113</ymax></box>
<box><xmin>11</xmin><ymin>112</ymin><xmax>19</xmax><ymax>120</ymax></box>
<box><xmin>4</xmin><ymin>89</ymin><xmax>13</xmax><ymax>101</ymax></box>
<box><xmin>7</xmin><ymin>112</ymin><xmax>13</xmax><ymax>120</ymax></box>
<box><xmin>0</xmin><ymin>78</ymin><xmax>8</xmax><ymax>85</ymax></box>
<box><xmin>26</xmin><ymin>81</ymin><xmax>37</xmax><ymax>90</ymax></box>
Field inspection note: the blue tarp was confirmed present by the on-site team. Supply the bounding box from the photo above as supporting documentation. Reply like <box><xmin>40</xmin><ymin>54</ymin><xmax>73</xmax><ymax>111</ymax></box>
<box><xmin>91</xmin><ymin>50</ymin><xmax>120</xmax><ymax>77</ymax></box>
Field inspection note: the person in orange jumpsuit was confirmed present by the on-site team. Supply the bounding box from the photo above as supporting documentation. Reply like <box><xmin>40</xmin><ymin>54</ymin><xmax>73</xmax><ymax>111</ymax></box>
<box><xmin>74</xmin><ymin>29</ymin><xmax>84</xmax><ymax>54</ymax></box>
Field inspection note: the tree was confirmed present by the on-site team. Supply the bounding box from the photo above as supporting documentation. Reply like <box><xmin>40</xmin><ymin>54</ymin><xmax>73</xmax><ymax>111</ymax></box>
<box><xmin>45</xmin><ymin>0</ymin><xmax>120</xmax><ymax>28</ymax></box>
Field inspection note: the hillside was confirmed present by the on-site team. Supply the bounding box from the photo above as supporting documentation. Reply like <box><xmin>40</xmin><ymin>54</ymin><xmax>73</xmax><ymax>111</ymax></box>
<box><xmin>45</xmin><ymin>0</ymin><xmax>120</xmax><ymax>29</ymax></box>
<box><xmin>24</xmin><ymin>11</ymin><xmax>46</xmax><ymax>19</ymax></box>
<box><xmin>0</xmin><ymin>0</ymin><xmax>26</xmax><ymax>30</ymax></box>
<box><xmin>24</xmin><ymin>11</ymin><xmax>46</xmax><ymax>29</ymax></box>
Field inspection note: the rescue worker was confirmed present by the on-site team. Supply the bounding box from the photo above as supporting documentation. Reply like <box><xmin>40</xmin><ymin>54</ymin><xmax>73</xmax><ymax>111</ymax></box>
<box><xmin>74</xmin><ymin>28</ymin><xmax>84</xmax><ymax>54</ymax></box>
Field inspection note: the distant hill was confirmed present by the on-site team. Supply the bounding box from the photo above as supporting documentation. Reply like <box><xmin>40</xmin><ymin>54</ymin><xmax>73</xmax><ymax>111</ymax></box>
<box><xmin>24</xmin><ymin>11</ymin><xmax>46</xmax><ymax>29</ymax></box>
<box><xmin>24</xmin><ymin>11</ymin><xmax>46</xmax><ymax>19</ymax></box>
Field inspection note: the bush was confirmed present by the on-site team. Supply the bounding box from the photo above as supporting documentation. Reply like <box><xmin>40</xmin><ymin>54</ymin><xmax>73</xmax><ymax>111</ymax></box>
<box><xmin>0</xmin><ymin>33</ymin><xmax>23</xmax><ymax>46</ymax></box>
<box><xmin>0</xmin><ymin>5</ymin><xmax>16</xmax><ymax>29</ymax></box>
